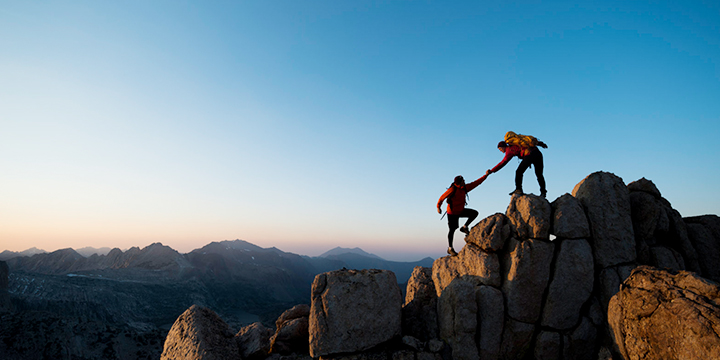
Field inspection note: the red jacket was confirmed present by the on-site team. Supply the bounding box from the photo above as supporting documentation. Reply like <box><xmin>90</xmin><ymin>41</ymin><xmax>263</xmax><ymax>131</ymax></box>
<box><xmin>490</xmin><ymin>145</ymin><xmax>534</xmax><ymax>173</ymax></box>
<box><xmin>437</xmin><ymin>175</ymin><xmax>488</xmax><ymax>215</ymax></box>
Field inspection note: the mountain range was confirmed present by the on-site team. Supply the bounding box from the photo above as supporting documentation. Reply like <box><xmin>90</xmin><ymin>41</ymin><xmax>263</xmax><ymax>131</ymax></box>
<box><xmin>0</xmin><ymin>240</ymin><xmax>432</xmax><ymax>359</ymax></box>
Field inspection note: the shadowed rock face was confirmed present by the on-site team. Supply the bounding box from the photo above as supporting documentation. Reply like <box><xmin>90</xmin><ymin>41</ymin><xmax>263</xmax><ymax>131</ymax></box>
<box><xmin>270</xmin><ymin>304</ymin><xmax>310</xmax><ymax>355</ymax></box>
<box><xmin>608</xmin><ymin>266</ymin><xmax>720</xmax><ymax>360</ymax></box>
<box><xmin>402</xmin><ymin>266</ymin><xmax>438</xmax><ymax>341</ymax></box>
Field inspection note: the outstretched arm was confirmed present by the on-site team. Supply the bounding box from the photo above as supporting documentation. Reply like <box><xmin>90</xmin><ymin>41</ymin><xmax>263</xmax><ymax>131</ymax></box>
<box><xmin>490</xmin><ymin>149</ymin><xmax>514</xmax><ymax>173</ymax></box>
<box><xmin>465</xmin><ymin>174</ymin><xmax>489</xmax><ymax>192</ymax></box>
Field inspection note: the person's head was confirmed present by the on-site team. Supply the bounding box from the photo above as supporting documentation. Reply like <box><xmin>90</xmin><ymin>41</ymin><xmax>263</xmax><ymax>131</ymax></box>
<box><xmin>497</xmin><ymin>141</ymin><xmax>507</xmax><ymax>153</ymax></box>
<box><xmin>453</xmin><ymin>175</ymin><xmax>465</xmax><ymax>186</ymax></box>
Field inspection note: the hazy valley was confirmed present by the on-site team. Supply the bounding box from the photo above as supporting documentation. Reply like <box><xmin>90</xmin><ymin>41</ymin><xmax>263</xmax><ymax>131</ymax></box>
<box><xmin>0</xmin><ymin>241</ymin><xmax>432</xmax><ymax>359</ymax></box>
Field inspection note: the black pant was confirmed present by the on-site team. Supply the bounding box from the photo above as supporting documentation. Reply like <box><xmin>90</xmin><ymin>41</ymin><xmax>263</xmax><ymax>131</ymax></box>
<box><xmin>516</xmin><ymin>149</ymin><xmax>546</xmax><ymax>194</ymax></box>
<box><xmin>447</xmin><ymin>208</ymin><xmax>478</xmax><ymax>248</ymax></box>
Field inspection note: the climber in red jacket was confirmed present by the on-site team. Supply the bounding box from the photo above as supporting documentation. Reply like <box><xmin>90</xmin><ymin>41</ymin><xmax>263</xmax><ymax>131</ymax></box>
<box><xmin>437</xmin><ymin>171</ymin><xmax>490</xmax><ymax>256</ymax></box>
<box><xmin>489</xmin><ymin>141</ymin><xmax>547</xmax><ymax>198</ymax></box>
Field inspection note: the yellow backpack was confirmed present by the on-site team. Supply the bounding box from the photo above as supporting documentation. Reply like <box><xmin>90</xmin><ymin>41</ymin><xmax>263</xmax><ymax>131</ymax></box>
<box><xmin>504</xmin><ymin>131</ymin><xmax>540</xmax><ymax>149</ymax></box>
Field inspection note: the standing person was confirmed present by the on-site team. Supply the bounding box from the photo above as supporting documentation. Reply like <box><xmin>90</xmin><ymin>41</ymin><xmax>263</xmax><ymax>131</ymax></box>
<box><xmin>437</xmin><ymin>171</ymin><xmax>490</xmax><ymax>256</ymax></box>
<box><xmin>488</xmin><ymin>134</ymin><xmax>548</xmax><ymax>197</ymax></box>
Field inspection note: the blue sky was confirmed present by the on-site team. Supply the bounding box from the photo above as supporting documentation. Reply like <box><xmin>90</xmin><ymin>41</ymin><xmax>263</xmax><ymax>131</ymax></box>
<box><xmin>1</xmin><ymin>1</ymin><xmax>719</xmax><ymax>261</ymax></box>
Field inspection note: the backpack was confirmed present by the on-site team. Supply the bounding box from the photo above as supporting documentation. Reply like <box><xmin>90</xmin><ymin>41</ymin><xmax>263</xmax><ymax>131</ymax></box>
<box><xmin>504</xmin><ymin>131</ymin><xmax>538</xmax><ymax>148</ymax></box>
<box><xmin>446</xmin><ymin>183</ymin><xmax>468</xmax><ymax>212</ymax></box>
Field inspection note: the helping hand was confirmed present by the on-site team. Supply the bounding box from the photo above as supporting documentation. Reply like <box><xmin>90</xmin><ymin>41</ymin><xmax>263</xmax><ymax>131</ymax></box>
<box><xmin>437</xmin><ymin>207</ymin><xmax>442</xmax><ymax>214</ymax></box>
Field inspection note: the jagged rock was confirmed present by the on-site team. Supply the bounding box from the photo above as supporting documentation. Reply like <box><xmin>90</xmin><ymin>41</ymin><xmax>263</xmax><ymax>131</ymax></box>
<box><xmin>427</xmin><ymin>338</ymin><xmax>445</xmax><ymax>353</ymax></box>
<box><xmin>308</xmin><ymin>269</ymin><xmax>402</xmax><ymax>358</ymax></box>
<box><xmin>685</xmin><ymin>219</ymin><xmax>720</xmax><ymax>281</ymax></box>
<box><xmin>237</xmin><ymin>322</ymin><xmax>273</xmax><ymax>360</ymax></box>
<box><xmin>502</xmin><ymin>237</ymin><xmax>554</xmax><ymax>323</ymax></box>
<box><xmin>597</xmin><ymin>346</ymin><xmax>614</xmax><ymax>360</ymax></box>
<box><xmin>476</xmin><ymin>285</ymin><xmax>504</xmax><ymax>360</ymax></box>
<box><xmin>401</xmin><ymin>335</ymin><xmax>423</xmax><ymax>351</ymax></box>
<box><xmin>506</xmin><ymin>194</ymin><xmax>552</xmax><ymax>239</ymax></box>
<box><xmin>270</xmin><ymin>304</ymin><xmax>310</xmax><ymax>355</ymax></box>
<box><xmin>534</xmin><ymin>331</ymin><xmax>561</xmax><ymax>360</ymax></box>
<box><xmin>572</xmin><ymin>171</ymin><xmax>636</xmax><ymax>268</ymax></box>
<box><xmin>599</xmin><ymin>265</ymin><xmax>635</xmax><ymax>311</ymax></box>
<box><xmin>663</xmin><ymin>208</ymin><xmax>701</xmax><ymax>273</ymax></box>
<box><xmin>160</xmin><ymin>305</ymin><xmax>241</xmax><ymax>360</ymax></box>
<box><xmin>649</xmin><ymin>246</ymin><xmax>685</xmax><ymax>272</ymax></box>
<box><xmin>630</xmin><ymin>191</ymin><xmax>662</xmax><ymax>244</ymax></box>
<box><xmin>402</xmin><ymin>267</ymin><xmax>438</xmax><ymax>341</ymax></box>
<box><xmin>587</xmin><ymin>297</ymin><xmax>604</xmax><ymax>327</ymax></box>
<box><xmin>500</xmin><ymin>317</ymin><xmax>534</xmax><ymax>360</ymax></box>
<box><xmin>562</xmin><ymin>317</ymin><xmax>598</xmax><ymax>360</ymax></box>
<box><xmin>551</xmin><ymin>193</ymin><xmax>590</xmax><ymax>239</ymax></box>
<box><xmin>431</xmin><ymin>243</ymin><xmax>500</xmax><ymax>297</ymax></box>
<box><xmin>686</xmin><ymin>214</ymin><xmax>720</xmax><ymax>240</ymax></box>
<box><xmin>627</xmin><ymin>177</ymin><xmax>662</xmax><ymax>198</ymax></box>
<box><xmin>437</xmin><ymin>278</ymin><xmax>478</xmax><ymax>360</ymax></box>
<box><xmin>608</xmin><ymin>266</ymin><xmax>720</xmax><ymax>360</ymax></box>
<box><xmin>541</xmin><ymin>239</ymin><xmax>594</xmax><ymax>330</ymax></box>
<box><xmin>465</xmin><ymin>213</ymin><xmax>511</xmax><ymax>251</ymax></box>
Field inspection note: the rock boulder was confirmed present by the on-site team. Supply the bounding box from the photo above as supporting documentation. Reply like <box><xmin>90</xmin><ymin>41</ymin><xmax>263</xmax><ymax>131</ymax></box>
<box><xmin>402</xmin><ymin>267</ymin><xmax>438</xmax><ymax>341</ymax></box>
<box><xmin>431</xmin><ymin>243</ymin><xmax>501</xmax><ymax>297</ymax></box>
<box><xmin>551</xmin><ymin>193</ymin><xmax>590</xmax><ymax>239</ymax></box>
<box><xmin>308</xmin><ymin>269</ymin><xmax>402</xmax><ymax>358</ymax></box>
<box><xmin>541</xmin><ymin>239</ymin><xmax>594</xmax><ymax>330</ymax></box>
<box><xmin>506</xmin><ymin>194</ymin><xmax>552</xmax><ymax>239</ymax></box>
<box><xmin>237</xmin><ymin>322</ymin><xmax>273</xmax><ymax>360</ymax></box>
<box><xmin>160</xmin><ymin>305</ymin><xmax>241</xmax><ymax>360</ymax></box>
<box><xmin>572</xmin><ymin>171</ymin><xmax>636</xmax><ymax>268</ymax></box>
<box><xmin>502</xmin><ymin>237</ymin><xmax>554</xmax><ymax>323</ymax></box>
<box><xmin>270</xmin><ymin>304</ymin><xmax>309</xmax><ymax>355</ymax></box>
<box><xmin>608</xmin><ymin>266</ymin><xmax>720</xmax><ymax>360</ymax></box>
<box><xmin>465</xmin><ymin>213</ymin><xmax>511</xmax><ymax>252</ymax></box>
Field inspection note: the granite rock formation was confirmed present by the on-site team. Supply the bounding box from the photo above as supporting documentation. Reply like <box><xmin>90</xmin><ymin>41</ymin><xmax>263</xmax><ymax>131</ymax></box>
<box><xmin>157</xmin><ymin>171</ymin><xmax>720</xmax><ymax>360</ymax></box>
<box><xmin>308</xmin><ymin>269</ymin><xmax>402</xmax><ymax>358</ymax></box>
<box><xmin>161</xmin><ymin>305</ymin><xmax>241</xmax><ymax>360</ymax></box>
<box><xmin>608</xmin><ymin>266</ymin><xmax>720</xmax><ymax>360</ymax></box>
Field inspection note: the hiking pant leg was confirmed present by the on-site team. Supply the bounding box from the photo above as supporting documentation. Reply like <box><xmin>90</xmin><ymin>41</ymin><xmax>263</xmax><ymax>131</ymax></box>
<box><xmin>461</xmin><ymin>208</ymin><xmax>478</xmax><ymax>227</ymax></box>
<box><xmin>447</xmin><ymin>214</ymin><xmax>460</xmax><ymax>247</ymax></box>
<box><xmin>515</xmin><ymin>157</ymin><xmax>533</xmax><ymax>191</ymax></box>
<box><xmin>533</xmin><ymin>150</ymin><xmax>546</xmax><ymax>193</ymax></box>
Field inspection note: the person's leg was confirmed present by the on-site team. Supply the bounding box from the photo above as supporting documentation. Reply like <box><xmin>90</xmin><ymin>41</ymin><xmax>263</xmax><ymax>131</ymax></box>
<box><xmin>460</xmin><ymin>208</ymin><xmax>479</xmax><ymax>232</ymax></box>
<box><xmin>447</xmin><ymin>214</ymin><xmax>459</xmax><ymax>248</ymax></box>
<box><xmin>515</xmin><ymin>157</ymin><xmax>532</xmax><ymax>193</ymax></box>
<box><xmin>532</xmin><ymin>151</ymin><xmax>546</xmax><ymax>196</ymax></box>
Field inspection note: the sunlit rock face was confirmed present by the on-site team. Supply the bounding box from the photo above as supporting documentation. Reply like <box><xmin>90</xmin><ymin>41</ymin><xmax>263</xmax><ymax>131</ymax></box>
<box><xmin>608</xmin><ymin>266</ymin><xmax>720</xmax><ymax>360</ymax></box>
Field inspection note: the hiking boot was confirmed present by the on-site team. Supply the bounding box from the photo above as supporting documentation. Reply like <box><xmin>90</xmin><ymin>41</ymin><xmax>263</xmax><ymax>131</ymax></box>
<box><xmin>509</xmin><ymin>189</ymin><xmax>523</xmax><ymax>196</ymax></box>
<box><xmin>540</xmin><ymin>190</ymin><xmax>547</xmax><ymax>198</ymax></box>
<box><xmin>447</xmin><ymin>247</ymin><xmax>458</xmax><ymax>256</ymax></box>
<box><xmin>459</xmin><ymin>225</ymin><xmax>470</xmax><ymax>235</ymax></box>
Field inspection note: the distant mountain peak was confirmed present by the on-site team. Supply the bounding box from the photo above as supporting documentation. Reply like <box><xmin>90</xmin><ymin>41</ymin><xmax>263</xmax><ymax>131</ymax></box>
<box><xmin>319</xmin><ymin>247</ymin><xmax>383</xmax><ymax>260</ymax></box>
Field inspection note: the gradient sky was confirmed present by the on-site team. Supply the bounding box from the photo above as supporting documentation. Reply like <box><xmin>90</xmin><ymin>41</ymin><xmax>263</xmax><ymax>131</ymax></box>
<box><xmin>1</xmin><ymin>1</ymin><xmax>719</xmax><ymax>261</ymax></box>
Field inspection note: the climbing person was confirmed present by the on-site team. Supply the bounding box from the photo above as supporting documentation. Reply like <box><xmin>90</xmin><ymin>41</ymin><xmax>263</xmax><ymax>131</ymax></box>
<box><xmin>488</xmin><ymin>131</ymin><xmax>548</xmax><ymax>197</ymax></box>
<box><xmin>437</xmin><ymin>170</ymin><xmax>491</xmax><ymax>256</ymax></box>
